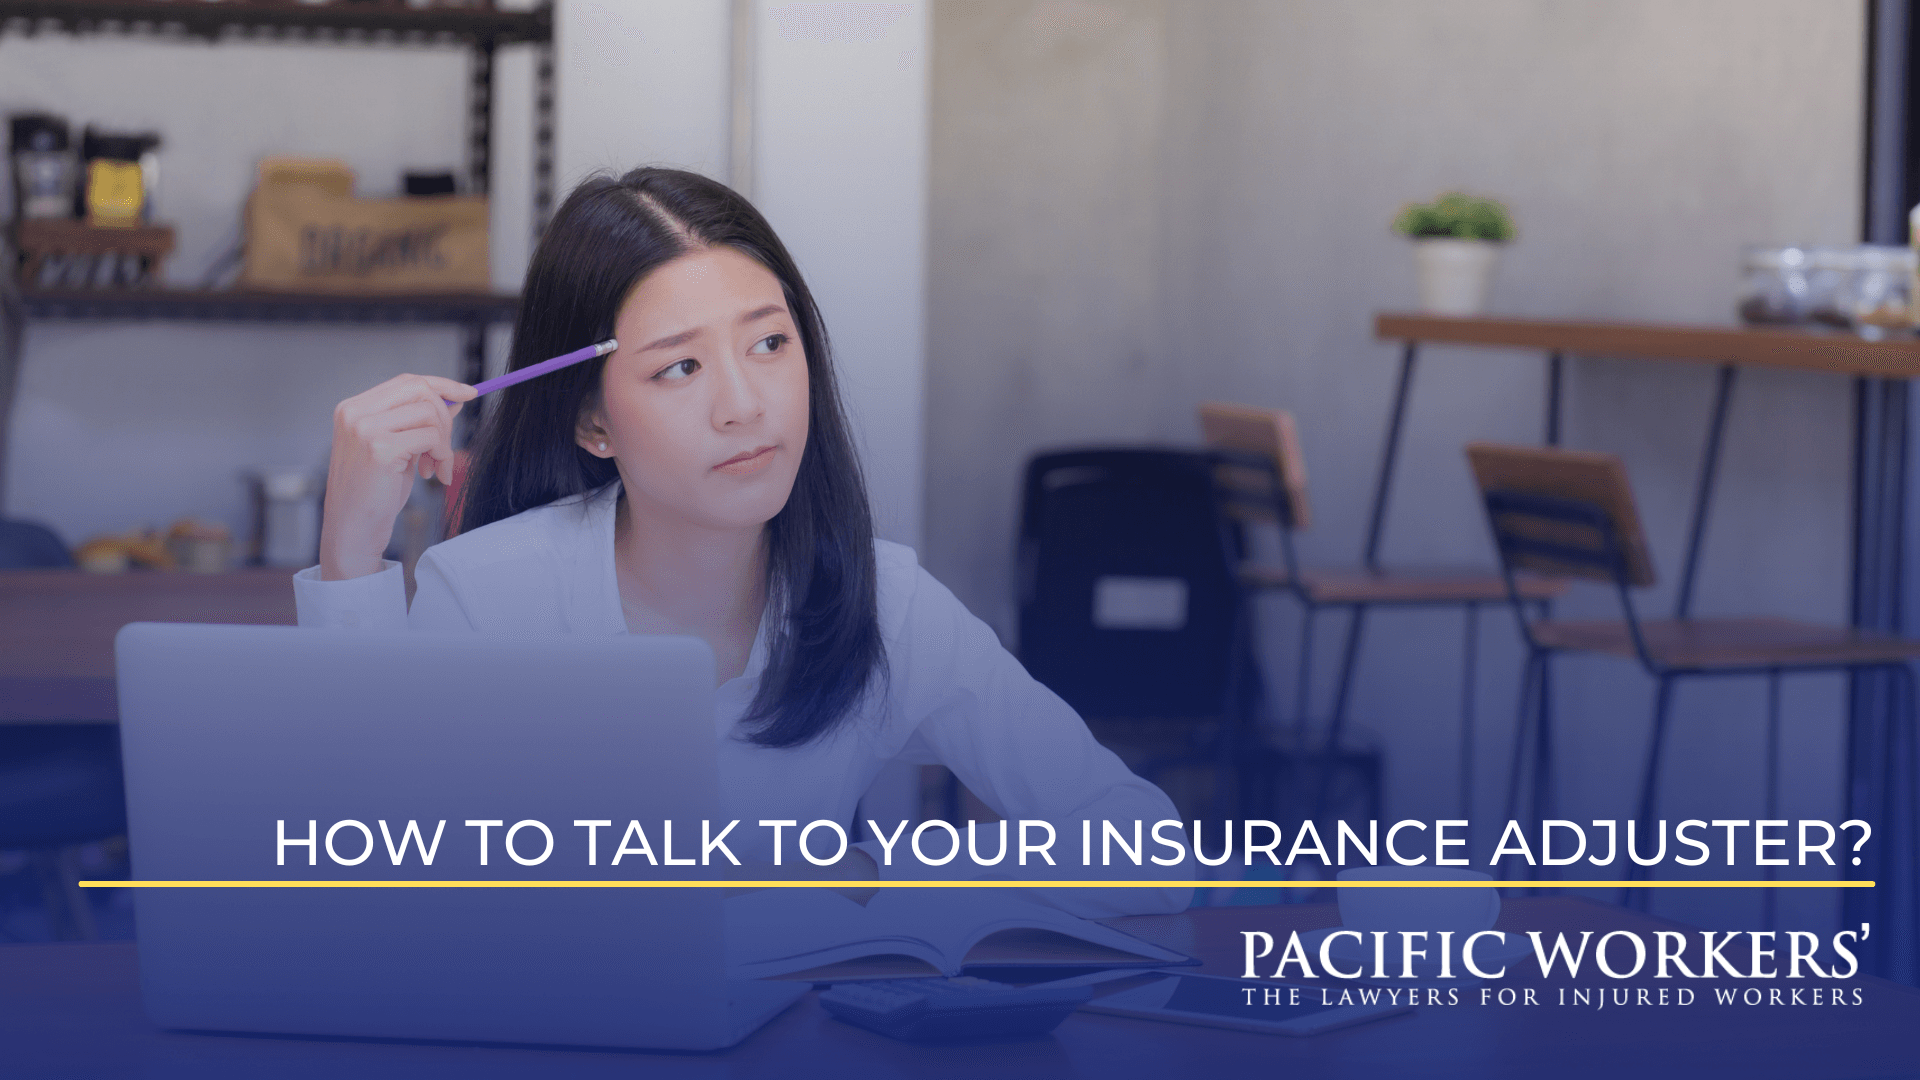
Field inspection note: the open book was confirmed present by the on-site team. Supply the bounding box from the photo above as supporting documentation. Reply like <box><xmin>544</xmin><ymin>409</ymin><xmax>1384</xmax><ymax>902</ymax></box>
<box><xmin>724</xmin><ymin>886</ymin><xmax>1194</xmax><ymax>981</ymax></box>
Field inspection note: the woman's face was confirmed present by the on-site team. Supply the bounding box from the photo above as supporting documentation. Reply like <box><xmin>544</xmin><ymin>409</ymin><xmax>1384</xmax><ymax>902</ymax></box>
<box><xmin>579</xmin><ymin>246</ymin><xmax>810</xmax><ymax>532</ymax></box>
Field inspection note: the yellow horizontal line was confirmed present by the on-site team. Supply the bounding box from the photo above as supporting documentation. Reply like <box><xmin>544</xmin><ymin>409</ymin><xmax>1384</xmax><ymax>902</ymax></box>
<box><xmin>78</xmin><ymin>879</ymin><xmax>1875</xmax><ymax>889</ymax></box>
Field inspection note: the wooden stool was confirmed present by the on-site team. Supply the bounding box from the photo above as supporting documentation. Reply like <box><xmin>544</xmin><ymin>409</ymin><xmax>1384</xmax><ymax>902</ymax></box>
<box><xmin>1200</xmin><ymin>402</ymin><xmax>1566</xmax><ymax>826</ymax></box>
<box><xmin>1468</xmin><ymin>442</ymin><xmax>1920</xmax><ymax>934</ymax></box>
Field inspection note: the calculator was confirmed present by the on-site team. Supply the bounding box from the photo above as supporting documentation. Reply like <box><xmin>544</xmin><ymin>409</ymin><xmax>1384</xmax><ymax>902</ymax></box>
<box><xmin>818</xmin><ymin>976</ymin><xmax>1094</xmax><ymax>1042</ymax></box>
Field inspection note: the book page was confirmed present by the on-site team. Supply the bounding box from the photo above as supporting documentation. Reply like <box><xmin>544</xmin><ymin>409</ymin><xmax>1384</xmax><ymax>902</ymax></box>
<box><xmin>962</xmin><ymin>926</ymin><xmax>1172</xmax><ymax>966</ymax></box>
<box><xmin>723</xmin><ymin>885</ymin><xmax>1188</xmax><ymax>979</ymax></box>
<box><xmin>723</xmin><ymin>888</ymin><xmax>945</xmax><ymax>978</ymax></box>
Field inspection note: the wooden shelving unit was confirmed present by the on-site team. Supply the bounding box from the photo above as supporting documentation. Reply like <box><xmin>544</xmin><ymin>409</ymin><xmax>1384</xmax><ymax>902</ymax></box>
<box><xmin>0</xmin><ymin>0</ymin><xmax>556</xmax><ymax>463</ymax></box>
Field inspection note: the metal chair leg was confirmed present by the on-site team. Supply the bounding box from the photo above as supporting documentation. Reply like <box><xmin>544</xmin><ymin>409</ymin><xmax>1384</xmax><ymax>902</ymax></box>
<box><xmin>1893</xmin><ymin>662</ymin><xmax>1920</xmax><ymax>984</ymax></box>
<box><xmin>1325</xmin><ymin>604</ymin><xmax>1370</xmax><ymax>752</ymax></box>
<box><xmin>1504</xmin><ymin>650</ymin><xmax>1543</xmax><ymax>826</ymax></box>
<box><xmin>1869</xmin><ymin>664</ymin><xmax>1901</xmax><ymax>977</ymax></box>
<box><xmin>1460</xmin><ymin>603</ymin><xmax>1480</xmax><ymax>829</ymax></box>
<box><xmin>1763</xmin><ymin>669</ymin><xmax>1782</xmax><ymax>931</ymax></box>
<box><xmin>1216</xmin><ymin>635</ymin><xmax>1264</xmax><ymax>824</ymax></box>
<box><xmin>1629</xmin><ymin>675</ymin><xmax>1679</xmax><ymax>909</ymax></box>
<box><xmin>1525</xmin><ymin>652</ymin><xmax>1555</xmax><ymax>891</ymax></box>
<box><xmin>1842</xmin><ymin>664</ymin><xmax>1895</xmax><ymax>971</ymax></box>
<box><xmin>1501</xmin><ymin>650</ymin><xmax>1543</xmax><ymax>880</ymax></box>
<box><xmin>1293</xmin><ymin>605</ymin><xmax>1315</xmax><ymax>745</ymax></box>
<box><xmin>1312</xmin><ymin>606</ymin><xmax>1371</xmax><ymax>824</ymax></box>
<box><xmin>1533</xmin><ymin>653</ymin><xmax>1555</xmax><ymax>831</ymax></box>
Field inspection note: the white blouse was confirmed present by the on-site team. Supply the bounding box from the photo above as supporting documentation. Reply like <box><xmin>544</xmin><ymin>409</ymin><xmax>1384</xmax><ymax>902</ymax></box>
<box><xmin>293</xmin><ymin>482</ymin><xmax>1192</xmax><ymax>917</ymax></box>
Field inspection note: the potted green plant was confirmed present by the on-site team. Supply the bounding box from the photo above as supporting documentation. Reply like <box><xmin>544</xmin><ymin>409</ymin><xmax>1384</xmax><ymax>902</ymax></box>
<box><xmin>1392</xmin><ymin>192</ymin><xmax>1515</xmax><ymax>316</ymax></box>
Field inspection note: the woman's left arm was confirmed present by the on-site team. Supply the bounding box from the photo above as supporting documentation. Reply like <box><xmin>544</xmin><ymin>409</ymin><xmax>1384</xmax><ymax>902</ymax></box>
<box><xmin>881</xmin><ymin>556</ymin><xmax>1194</xmax><ymax>917</ymax></box>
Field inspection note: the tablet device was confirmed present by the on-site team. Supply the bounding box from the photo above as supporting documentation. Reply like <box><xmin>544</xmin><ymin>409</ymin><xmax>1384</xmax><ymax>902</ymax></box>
<box><xmin>1082</xmin><ymin>973</ymin><xmax>1413</xmax><ymax>1036</ymax></box>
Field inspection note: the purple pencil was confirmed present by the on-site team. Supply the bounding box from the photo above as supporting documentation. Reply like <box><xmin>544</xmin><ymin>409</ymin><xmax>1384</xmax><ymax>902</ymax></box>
<box><xmin>445</xmin><ymin>339</ymin><xmax>618</xmax><ymax>404</ymax></box>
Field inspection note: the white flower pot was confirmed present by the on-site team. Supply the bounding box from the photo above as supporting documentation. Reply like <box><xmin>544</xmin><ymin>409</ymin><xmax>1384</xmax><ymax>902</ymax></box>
<box><xmin>1412</xmin><ymin>238</ymin><xmax>1501</xmax><ymax>316</ymax></box>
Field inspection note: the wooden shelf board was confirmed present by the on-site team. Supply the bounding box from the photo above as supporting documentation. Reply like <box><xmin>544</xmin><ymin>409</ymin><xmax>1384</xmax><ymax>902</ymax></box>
<box><xmin>0</xmin><ymin>0</ymin><xmax>551</xmax><ymax>44</ymax></box>
<box><xmin>20</xmin><ymin>287</ymin><xmax>520</xmax><ymax>324</ymax></box>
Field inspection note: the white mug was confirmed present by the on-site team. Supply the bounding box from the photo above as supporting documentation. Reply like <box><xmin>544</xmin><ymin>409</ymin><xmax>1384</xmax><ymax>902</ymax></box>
<box><xmin>1336</xmin><ymin>865</ymin><xmax>1500</xmax><ymax>936</ymax></box>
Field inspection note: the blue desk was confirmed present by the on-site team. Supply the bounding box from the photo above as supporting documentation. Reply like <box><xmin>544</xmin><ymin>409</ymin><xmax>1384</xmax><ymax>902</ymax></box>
<box><xmin>5</xmin><ymin>898</ymin><xmax>1914</xmax><ymax>1079</ymax></box>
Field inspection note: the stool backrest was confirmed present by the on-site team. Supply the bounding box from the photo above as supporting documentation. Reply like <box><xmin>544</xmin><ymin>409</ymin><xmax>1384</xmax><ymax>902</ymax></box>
<box><xmin>1198</xmin><ymin>402</ymin><xmax>1312</xmax><ymax>530</ymax></box>
<box><xmin>0</xmin><ymin>519</ymin><xmax>74</xmax><ymax>569</ymax></box>
<box><xmin>1016</xmin><ymin>448</ymin><xmax>1245</xmax><ymax>719</ymax></box>
<box><xmin>1465</xmin><ymin>442</ymin><xmax>1657</xmax><ymax>588</ymax></box>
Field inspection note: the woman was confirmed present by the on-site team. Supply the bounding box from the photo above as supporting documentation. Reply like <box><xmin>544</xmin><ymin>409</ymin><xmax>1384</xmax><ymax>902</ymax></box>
<box><xmin>297</xmin><ymin>167</ymin><xmax>1189</xmax><ymax>917</ymax></box>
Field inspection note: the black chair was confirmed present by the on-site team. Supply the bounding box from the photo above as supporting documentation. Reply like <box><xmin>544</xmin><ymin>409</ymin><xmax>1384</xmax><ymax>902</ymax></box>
<box><xmin>1469</xmin><ymin>444</ymin><xmax>1920</xmax><ymax>943</ymax></box>
<box><xmin>1011</xmin><ymin>448</ymin><xmax>1258</xmax><ymax>821</ymax></box>
<box><xmin>0</xmin><ymin>519</ymin><xmax>126</xmax><ymax>940</ymax></box>
<box><xmin>1009</xmin><ymin>447</ymin><xmax>1384</xmax><ymax>835</ymax></box>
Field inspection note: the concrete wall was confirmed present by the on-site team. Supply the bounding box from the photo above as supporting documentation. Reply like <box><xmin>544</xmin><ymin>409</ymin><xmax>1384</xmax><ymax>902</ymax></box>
<box><xmin>928</xmin><ymin>0</ymin><xmax>1173</xmax><ymax>618</ymax></box>
<box><xmin>929</xmin><ymin>0</ymin><xmax>1865</xmax><ymax>925</ymax></box>
<box><xmin>555</xmin><ymin>0</ymin><xmax>733</xmax><ymax>187</ymax></box>
<box><xmin>752</xmin><ymin>0</ymin><xmax>929</xmax><ymax>549</ymax></box>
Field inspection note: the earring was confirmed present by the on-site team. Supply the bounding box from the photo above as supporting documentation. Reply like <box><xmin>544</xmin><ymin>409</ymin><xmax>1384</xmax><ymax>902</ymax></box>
<box><xmin>597</xmin><ymin>441</ymin><xmax>608</xmax><ymax>453</ymax></box>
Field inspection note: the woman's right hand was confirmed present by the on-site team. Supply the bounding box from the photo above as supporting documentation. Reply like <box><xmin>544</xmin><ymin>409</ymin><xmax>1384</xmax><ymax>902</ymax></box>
<box><xmin>319</xmin><ymin>374</ymin><xmax>476</xmax><ymax>581</ymax></box>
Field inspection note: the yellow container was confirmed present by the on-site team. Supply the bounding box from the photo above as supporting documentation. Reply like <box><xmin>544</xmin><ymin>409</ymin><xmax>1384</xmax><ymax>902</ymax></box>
<box><xmin>85</xmin><ymin>158</ymin><xmax>144</xmax><ymax>227</ymax></box>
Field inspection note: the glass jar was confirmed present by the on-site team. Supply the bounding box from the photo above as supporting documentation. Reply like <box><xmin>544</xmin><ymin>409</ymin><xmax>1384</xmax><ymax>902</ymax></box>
<box><xmin>1849</xmin><ymin>245</ymin><xmax>1914</xmax><ymax>338</ymax></box>
<box><xmin>1738</xmin><ymin>245</ymin><xmax>1812</xmax><ymax>325</ymax></box>
<box><xmin>8</xmin><ymin>113</ymin><xmax>76</xmax><ymax>220</ymax></box>
<box><xmin>1806</xmin><ymin>245</ymin><xmax>1859</xmax><ymax>328</ymax></box>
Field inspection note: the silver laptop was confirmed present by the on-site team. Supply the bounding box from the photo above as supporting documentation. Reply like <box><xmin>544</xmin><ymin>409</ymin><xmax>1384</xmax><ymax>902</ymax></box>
<box><xmin>114</xmin><ymin>623</ymin><xmax>803</xmax><ymax>1051</ymax></box>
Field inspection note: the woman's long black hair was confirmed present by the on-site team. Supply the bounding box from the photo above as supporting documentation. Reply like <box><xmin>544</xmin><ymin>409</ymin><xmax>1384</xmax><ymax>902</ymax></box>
<box><xmin>458</xmin><ymin>167</ymin><xmax>883</xmax><ymax>748</ymax></box>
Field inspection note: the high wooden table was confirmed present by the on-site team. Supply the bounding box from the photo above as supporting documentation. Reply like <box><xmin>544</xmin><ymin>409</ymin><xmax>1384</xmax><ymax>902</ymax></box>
<box><xmin>4</xmin><ymin>897</ymin><xmax>1913</xmax><ymax>1079</ymax></box>
<box><xmin>1371</xmin><ymin>314</ymin><xmax>1920</xmax><ymax>607</ymax></box>
<box><xmin>0</xmin><ymin>568</ymin><xmax>297</xmax><ymax>724</ymax></box>
<box><xmin>1371</xmin><ymin>313</ymin><xmax>1920</xmax><ymax>981</ymax></box>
